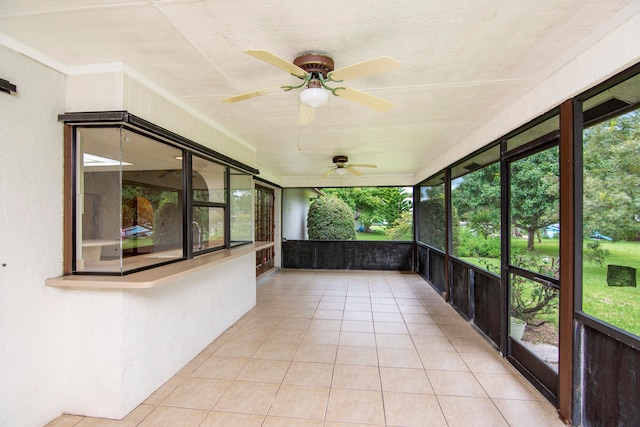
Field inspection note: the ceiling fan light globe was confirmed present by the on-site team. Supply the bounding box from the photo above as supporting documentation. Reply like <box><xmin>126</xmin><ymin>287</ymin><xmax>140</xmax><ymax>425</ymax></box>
<box><xmin>300</xmin><ymin>87</ymin><xmax>330</xmax><ymax>108</ymax></box>
<box><xmin>336</xmin><ymin>167</ymin><xmax>347</xmax><ymax>175</ymax></box>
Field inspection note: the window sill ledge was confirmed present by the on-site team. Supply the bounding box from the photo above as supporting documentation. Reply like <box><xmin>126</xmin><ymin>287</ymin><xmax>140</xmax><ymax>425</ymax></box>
<box><xmin>46</xmin><ymin>241</ymin><xmax>274</xmax><ymax>290</ymax></box>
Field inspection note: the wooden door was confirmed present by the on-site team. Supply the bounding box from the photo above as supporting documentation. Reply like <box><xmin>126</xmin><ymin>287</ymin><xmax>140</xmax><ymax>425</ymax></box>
<box><xmin>255</xmin><ymin>184</ymin><xmax>275</xmax><ymax>276</ymax></box>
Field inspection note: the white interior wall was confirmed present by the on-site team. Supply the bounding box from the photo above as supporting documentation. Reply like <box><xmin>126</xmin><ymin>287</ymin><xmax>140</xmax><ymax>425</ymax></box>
<box><xmin>62</xmin><ymin>290</ymin><xmax>126</xmax><ymax>417</ymax></box>
<box><xmin>0</xmin><ymin>44</ymin><xmax>68</xmax><ymax>427</ymax></box>
<box><xmin>1</xmin><ymin>45</ymin><xmax>261</xmax><ymax>426</ymax></box>
<box><xmin>61</xmin><ymin>68</ymin><xmax>264</xmax><ymax>419</ymax></box>
<box><xmin>62</xmin><ymin>254</ymin><xmax>256</xmax><ymax>419</ymax></box>
<box><xmin>66</xmin><ymin>65</ymin><xmax>258</xmax><ymax>171</ymax></box>
<box><xmin>282</xmin><ymin>188</ymin><xmax>320</xmax><ymax>240</ymax></box>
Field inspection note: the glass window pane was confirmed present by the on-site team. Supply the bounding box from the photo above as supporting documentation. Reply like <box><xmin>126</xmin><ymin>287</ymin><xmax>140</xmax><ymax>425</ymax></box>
<box><xmin>582</xmin><ymin>99</ymin><xmax>640</xmax><ymax>337</ymax></box>
<box><xmin>193</xmin><ymin>156</ymin><xmax>225</xmax><ymax>203</ymax></box>
<box><xmin>417</xmin><ymin>173</ymin><xmax>446</xmax><ymax>250</ymax></box>
<box><xmin>76</xmin><ymin>127</ymin><xmax>123</xmax><ymax>273</ymax></box>
<box><xmin>193</xmin><ymin>206</ymin><xmax>224</xmax><ymax>251</ymax></box>
<box><xmin>76</xmin><ymin>127</ymin><xmax>184</xmax><ymax>274</ymax></box>
<box><xmin>230</xmin><ymin>168</ymin><xmax>253</xmax><ymax>245</ymax></box>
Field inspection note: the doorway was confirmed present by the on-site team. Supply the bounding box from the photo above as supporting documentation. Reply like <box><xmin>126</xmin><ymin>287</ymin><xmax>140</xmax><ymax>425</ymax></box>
<box><xmin>255</xmin><ymin>184</ymin><xmax>275</xmax><ymax>276</ymax></box>
<box><xmin>504</xmin><ymin>140</ymin><xmax>560</xmax><ymax>402</ymax></box>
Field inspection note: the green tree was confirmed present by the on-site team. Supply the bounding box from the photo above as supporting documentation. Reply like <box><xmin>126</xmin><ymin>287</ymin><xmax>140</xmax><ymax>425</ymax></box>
<box><xmin>453</xmin><ymin>152</ymin><xmax>559</xmax><ymax>252</ymax></box>
<box><xmin>385</xmin><ymin>211</ymin><xmax>413</xmax><ymax>240</ymax></box>
<box><xmin>322</xmin><ymin>187</ymin><xmax>411</xmax><ymax>232</ymax></box>
<box><xmin>307</xmin><ymin>197</ymin><xmax>356</xmax><ymax>240</ymax></box>
<box><xmin>452</xmin><ymin>163</ymin><xmax>500</xmax><ymax>226</ymax></box>
<box><xmin>417</xmin><ymin>185</ymin><xmax>459</xmax><ymax>250</ymax></box>
<box><xmin>583</xmin><ymin>111</ymin><xmax>640</xmax><ymax>241</ymax></box>
<box><xmin>452</xmin><ymin>163</ymin><xmax>501</xmax><ymax>244</ymax></box>
<box><xmin>510</xmin><ymin>147</ymin><xmax>559</xmax><ymax>251</ymax></box>
<box><xmin>469</xmin><ymin>208</ymin><xmax>498</xmax><ymax>239</ymax></box>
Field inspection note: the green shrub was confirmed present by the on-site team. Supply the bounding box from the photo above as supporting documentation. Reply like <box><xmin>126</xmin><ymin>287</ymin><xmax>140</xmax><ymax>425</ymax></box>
<box><xmin>385</xmin><ymin>211</ymin><xmax>413</xmax><ymax>241</ymax></box>
<box><xmin>307</xmin><ymin>197</ymin><xmax>356</xmax><ymax>240</ymax></box>
<box><xmin>456</xmin><ymin>227</ymin><xmax>500</xmax><ymax>258</ymax></box>
<box><xmin>584</xmin><ymin>240</ymin><xmax>610</xmax><ymax>267</ymax></box>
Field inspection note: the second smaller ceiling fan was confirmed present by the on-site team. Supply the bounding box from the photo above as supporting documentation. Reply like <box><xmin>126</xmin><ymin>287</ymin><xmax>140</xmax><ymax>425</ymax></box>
<box><xmin>322</xmin><ymin>155</ymin><xmax>377</xmax><ymax>178</ymax></box>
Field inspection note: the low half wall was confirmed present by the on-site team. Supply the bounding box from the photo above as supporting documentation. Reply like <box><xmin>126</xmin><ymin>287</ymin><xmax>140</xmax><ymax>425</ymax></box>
<box><xmin>282</xmin><ymin>240</ymin><xmax>413</xmax><ymax>270</ymax></box>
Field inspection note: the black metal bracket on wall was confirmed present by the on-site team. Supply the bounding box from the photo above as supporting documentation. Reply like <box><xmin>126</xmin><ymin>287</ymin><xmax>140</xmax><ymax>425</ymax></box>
<box><xmin>1</xmin><ymin>78</ymin><xmax>17</xmax><ymax>94</ymax></box>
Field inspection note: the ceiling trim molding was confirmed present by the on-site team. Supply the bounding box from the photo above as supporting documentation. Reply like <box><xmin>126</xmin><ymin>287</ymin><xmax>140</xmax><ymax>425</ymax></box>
<box><xmin>0</xmin><ymin>34</ymin><xmax>68</xmax><ymax>73</ymax></box>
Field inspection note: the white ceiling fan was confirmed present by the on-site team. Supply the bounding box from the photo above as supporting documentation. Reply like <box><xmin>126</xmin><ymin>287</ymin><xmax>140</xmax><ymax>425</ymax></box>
<box><xmin>322</xmin><ymin>155</ymin><xmax>377</xmax><ymax>178</ymax></box>
<box><xmin>223</xmin><ymin>50</ymin><xmax>399</xmax><ymax>124</ymax></box>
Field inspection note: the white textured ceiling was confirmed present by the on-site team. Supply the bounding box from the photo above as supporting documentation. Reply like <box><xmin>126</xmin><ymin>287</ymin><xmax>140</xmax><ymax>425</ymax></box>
<box><xmin>0</xmin><ymin>0</ymin><xmax>633</xmax><ymax>185</ymax></box>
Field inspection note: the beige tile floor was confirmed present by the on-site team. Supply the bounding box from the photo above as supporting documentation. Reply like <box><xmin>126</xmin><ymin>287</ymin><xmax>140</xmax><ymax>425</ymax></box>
<box><xmin>47</xmin><ymin>270</ymin><xmax>565</xmax><ymax>427</ymax></box>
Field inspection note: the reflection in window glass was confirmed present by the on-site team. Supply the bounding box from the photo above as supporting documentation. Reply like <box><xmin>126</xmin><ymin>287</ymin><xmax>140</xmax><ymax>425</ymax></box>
<box><xmin>230</xmin><ymin>168</ymin><xmax>253</xmax><ymax>245</ymax></box>
<box><xmin>451</xmin><ymin>162</ymin><xmax>501</xmax><ymax>271</ymax></box>
<box><xmin>193</xmin><ymin>156</ymin><xmax>225</xmax><ymax>203</ymax></box>
<box><xmin>191</xmin><ymin>155</ymin><xmax>226</xmax><ymax>254</ymax></box>
<box><xmin>417</xmin><ymin>174</ymin><xmax>446</xmax><ymax>250</ymax></box>
<box><xmin>76</xmin><ymin>126</ymin><xmax>184</xmax><ymax>274</ymax></box>
<box><xmin>582</xmin><ymin>106</ymin><xmax>640</xmax><ymax>337</ymax></box>
<box><xmin>193</xmin><ymin>206</ymin><xmax>224</xmax><ymax>251</ymax></box>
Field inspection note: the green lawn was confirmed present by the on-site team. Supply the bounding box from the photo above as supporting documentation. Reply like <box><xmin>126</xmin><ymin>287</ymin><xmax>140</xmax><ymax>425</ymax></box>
<box><xmin>356</xmin><ymin>226</ymin><xmax>389</xmax><ymax>241</ymax></box>
<box><xmin>511</xmin><ymin>237</ymin><xmax>559</xmax><ymax>257</ymax></box>
<box><xmin>122</xmin><ymin>236</ymin><xmax>153</xmax><ymax>250</ymax></box>
<box><xmin>462</xmin><ymin>237</ymin><xmax>640</xmax><ymax>337</ymax></box>
<box><xmin>582</xmin><ymin>240</ymin><xmax>640</xmax><ymax>336</ymax></box>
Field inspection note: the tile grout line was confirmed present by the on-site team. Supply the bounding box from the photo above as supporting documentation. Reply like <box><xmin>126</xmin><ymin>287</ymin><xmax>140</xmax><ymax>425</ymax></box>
<box><xmin>397</xmin><ymin>285</ymin><xmax>451</xmax><ymax>427</ymax></box>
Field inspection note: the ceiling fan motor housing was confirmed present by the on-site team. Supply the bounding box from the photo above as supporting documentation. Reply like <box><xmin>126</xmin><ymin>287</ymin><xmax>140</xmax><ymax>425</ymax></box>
<box><xmin>294</xmin><ymin>54</ymin><xmax>335</xmax><ymax>79</ymax></box>
<box><xmin>333</xmin><ymin>155</ymin><xmax>348</xmax><ymax>165</ymax></box>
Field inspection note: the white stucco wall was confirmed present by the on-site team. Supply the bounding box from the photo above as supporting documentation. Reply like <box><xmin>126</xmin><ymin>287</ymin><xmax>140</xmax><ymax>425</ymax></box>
<box><xmin>66</xmin><ymin>65</ymin><xmax>258</xmax><ymax>171</ymax></box>
<box><xmin>0</xmin><ymin>44</ymin><xmax>68</xmax><ymax>427</ymax></box>
<box><xmin>282</xmin><ymin>188</ymin><xmax>320</xmax><ymax>240</ymax></box>
<box><xmin>0</xmin><ymin>45</ymin><xmax>259</xmax><ymax>426</ymax></box>
<box><xmin>63</xmin><ymin>254</ymin><xmax>256</xmax><ymax>419</ymax></box>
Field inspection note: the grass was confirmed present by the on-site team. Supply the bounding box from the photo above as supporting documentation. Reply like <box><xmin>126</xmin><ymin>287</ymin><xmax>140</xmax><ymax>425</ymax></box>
<box><xmin>356</xmin><ymin>226</ymin><xmax>390</xmax><ymax>241</ymax></box>
<box><xmin>462</xmin><ymin>237</ymin><xmax>640</xmax><ymax>337</ymax></box>
<box><xmin>511</xmin><ymin>237</ymin><xmax>559</xmax><ymax>257</ymax></box>
<box><xmin>122</xmin><ymin>236</ymin><xmax>153</xmax><ymax>250</ymax></box>
<box><xmin>582</xmin><ymin>240</ymin><xmax>640</xmax><ymax>336</ymax></box>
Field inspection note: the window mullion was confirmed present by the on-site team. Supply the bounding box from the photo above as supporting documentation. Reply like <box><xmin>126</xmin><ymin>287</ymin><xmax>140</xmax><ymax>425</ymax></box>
<box><xmin>184</xmin><ymin>152</ymin><xmax>193</xmax><ymax>259</ymax></box>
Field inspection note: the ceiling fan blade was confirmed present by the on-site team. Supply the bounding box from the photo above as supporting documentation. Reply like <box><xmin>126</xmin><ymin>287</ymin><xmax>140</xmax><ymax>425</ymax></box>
<box><xmin>321</xmin><ymin>168</ymin><xmax>335</xmax><ymax>178</ymax></box>
<box><xmin>335</xmin><ymin>87</ymin><xmax>394</xmax><ymax>112</ymax></box>
<box><xmin>348</xmin><ymin>164</ymin><xmax>377</xmax><ymax>168</ymax></box>
<box><xmin>222</xmin><ymin>87</ymin><xmax>279</xmax><ymax>103</ymax></box>
<box><xmin>298</xmin><ymin>103</ymin><xmax>315</xmax><ymax>125</ymax></box>
<box><xmin>244</xmin><ymin>49</ymin><xmax>307</xmax><ymax>78</ymax></box>
<box><xmin>345</xmin><ymin>167</ymin><xmax>363</xmax><ymax>176</ymax></box>
<box><xmin>329</xmin><ymin>56</ymin><xmax>399</xmax><ymax>81</ymax></box>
